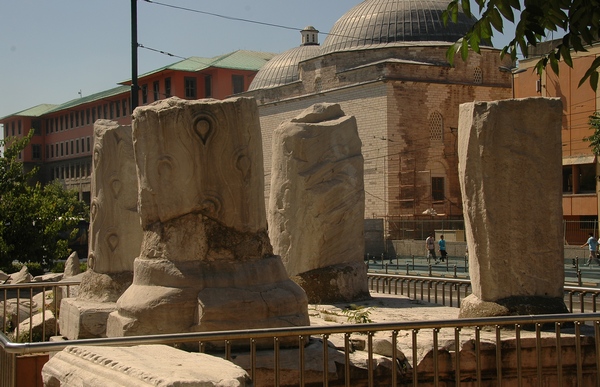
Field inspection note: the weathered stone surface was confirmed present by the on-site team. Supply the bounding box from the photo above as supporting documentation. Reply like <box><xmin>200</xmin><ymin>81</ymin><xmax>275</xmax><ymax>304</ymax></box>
<box><xmin>106</xmin><ymin>97</ymin><xmax>309</xmax><ymax>342</ymax></box>
<box><xmin>8</xmin><ymin>266</ymin><xmax>32</xmax><ymax>284</ymax></box>
<box><xmin>32</xmin><ymin>273</ymin><xmax>63</xmax><ymax>282</ymax></box>
<box><xmin>60</xmin><ymin>121</ymin><xmax>142</xmax><ymax>339</ymax></box>
<box><xmin>42</xmin><ymin>345</ymin><xmax>251</xmax><ymax>387</ymax></box>
<box><xmin>292</xmin><ymin>262</ymin><xmax>370</xmax><ymax>303</ymax></box>
<box><xmin>86</xmin><ymin>119</ymin><xmax>142</xmax><ymax>280</ymax></box>
<box><xmin>14</xmin><ymin>310</ymin><xmax>56</xmax><ymax>342</ymax></box>
<box><xmin>0</xmin><ymin>270</ymin><xmax>10</xmax><ymax>282</ymax></box>
<box><xmin>32</xmin><ymin>291</ymin><xmax>59</xmax><ymax>312</ymax></box>
<box><xmin>63</xmin><ymin>251</ymin><xmax>81</xmax><ymax>278</ymax></box>
<box><xmin>60</xmin><ymin>298</ymin><xmax>117</xmax><ymax>339</ymax></box>
<box><xmin>457</xmin><ymin>98</ymin><xmax>566</xmax><ymax>315</ymax></box>
<box><xmin>268</xmin><ymin>103</ymin><xmax>368</xmax><ymax>303</ymax></box>
<box><xmin>0</xmin><ymin>299</ymin><xmax>34</xmax><ymax>327</ymax></box>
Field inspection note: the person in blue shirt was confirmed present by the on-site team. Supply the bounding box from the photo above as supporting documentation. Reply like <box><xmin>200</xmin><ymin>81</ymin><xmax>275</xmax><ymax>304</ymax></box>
<box><xmin>438</xmin><ymin>234</ymin><xmax>447</xmax><ymax>262</ymax></box>
<box><xmin>581</xmin><ymin>233</ymin><xmax>599</xmax><ymax>266</ymax></box>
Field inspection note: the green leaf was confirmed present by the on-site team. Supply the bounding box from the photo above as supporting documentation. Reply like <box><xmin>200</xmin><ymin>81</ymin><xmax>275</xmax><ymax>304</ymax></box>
<box><xmin>578</xmin><ymin>56</ymin><xmax>600</xmax><ymax>90</ymax></box>
<box><xmin>489</xmin><ymin>8</ymin><xmax>504</xmax><ymax>31</ymax></box>
<box><xmin>549</xmin><ymin>52</ymin><xmax>560</xmax><ymax>75</ymax></box>
<box><xmin>446</xmin><ymin>44</ymin><xmax>457</xmax><ymax>65</ymax></box>
<box><xmin>470</xmin><ymin>32</ymin><xmax>481</xmax><ymax>53</ymax></box>
<box><xmin>497</xmin><ymin>0</ymin><xmax>515</xmax><ymax>22</ymax></box>
<box><xmin>460</xmin><ymin>38</ymin><xmax>469</xmax><ymax>61</ymax></box>
<box><xmin>461</xmin><ymin>0</ymin><xmax>471</xmax><ymax>18</ymax></box>
<box><xmin>560</xmin><ymin>44</ymin><xmax>573</xmax><ymax>67</ymax></box>
<box><xmin>590</xmin><ymin>71</ymin><xmax>599</xmax><ymax>91</ymax></box>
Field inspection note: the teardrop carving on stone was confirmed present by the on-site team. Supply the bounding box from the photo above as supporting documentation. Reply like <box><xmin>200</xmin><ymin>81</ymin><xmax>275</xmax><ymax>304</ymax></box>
<box><xmin>106</xmin><ymin>233</ymin><xmax>119</xmax><ymax>252</ymax></box>
<box><xmin>236</xmin><ymin>154</ymin><xmax>251</xmax><ymax>181</ymax></box>
<box><xmin>93</xmin><ymin>145</ymin><xmax>102</xmax><ymax>169</ymax></box>
<box><xmin>90</xmin><ymin>199</ymin><xmax>99</xmax><ymax>222</ymax></box>
<box><xmin>157</xmin><ymin>155</ymin><xmax>175</xmax><ymax>183</ymax></box>
<box><xmin>193</xmin><ymin>113</ymin><xmax>215</xmax><ymax>145</ymax></box>
<box><xmin>87</xmin><ymin>252</ymin><xmax>96</xmax><ymax>270</ymax></box>
<box><xmin>110</xmin><ymin>178</ymin><xmax>122</xmax><ymax>200</ymax></box>
<box><xmin>200</xmin><ymin>195</ymin><xmax>222</xmax><ymax>218</ymax></box>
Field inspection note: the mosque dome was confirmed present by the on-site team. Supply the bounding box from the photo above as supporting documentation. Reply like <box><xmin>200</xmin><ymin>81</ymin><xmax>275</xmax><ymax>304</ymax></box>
<box><xmin>248</xmin><ymin>26</ymin><xmax>322</xmax><ymax>90</ymax></box>
<box><xmin>321</xmin><ymin>0</ymin><xmax>477</xmax><ymax>54</ymax></box>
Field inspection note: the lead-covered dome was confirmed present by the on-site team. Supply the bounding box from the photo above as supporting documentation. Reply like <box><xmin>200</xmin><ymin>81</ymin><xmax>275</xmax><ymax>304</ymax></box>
<box><xmin>249</xmin><ymin>27</ymin><xmax>322</xmax><ymax>91</ymax></box>
<box><xmin>321</xmin><ymin>0</ymin><xmax>476</xmax><ymax>54</ymax></box>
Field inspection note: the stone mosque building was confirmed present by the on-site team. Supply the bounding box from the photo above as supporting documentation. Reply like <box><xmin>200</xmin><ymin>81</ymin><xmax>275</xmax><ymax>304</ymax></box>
<box><xmin>243</xmin><ymin>0</ymin><xmax>513</xmax><ymax>242</ymax></box>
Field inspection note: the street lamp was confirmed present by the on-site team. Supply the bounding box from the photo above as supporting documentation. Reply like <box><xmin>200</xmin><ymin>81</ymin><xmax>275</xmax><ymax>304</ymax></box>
<box><xmin>499</xmin><ymin>66</ymin><xmax>527</xmax><ymax>98</ymax></box>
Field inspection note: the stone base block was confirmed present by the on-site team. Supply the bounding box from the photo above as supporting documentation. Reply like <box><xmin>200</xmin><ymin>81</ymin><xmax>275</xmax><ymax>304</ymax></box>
<box><xmin>292</xmin><ymin>261</ymin><xmax>371</xmax><ymax>304</ymax></box>
<box><xmin>106</xmin><ymin>256</ymin><xmax>310</xmax><ymax>347</ymax></box>
<box><xmin>459</xmin><ymin>294</ymin><xmax>570</xmax><ymax>320</ymax></box>
<box><xmin>42</xmin><ymin>344</ymin><xmax>250</xmax><ymax>387</ymax></box>
<box><xmin>59</xmin><ymin>298</ymin><xmax>117</xmax><ymax>339</ymax></box>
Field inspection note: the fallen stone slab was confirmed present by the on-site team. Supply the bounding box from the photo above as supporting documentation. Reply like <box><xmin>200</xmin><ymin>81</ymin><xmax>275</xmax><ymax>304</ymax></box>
<box><xmin>42</xmin><ymin>344</ymin><xmax>251</xmax><ymax>387</ymax></box>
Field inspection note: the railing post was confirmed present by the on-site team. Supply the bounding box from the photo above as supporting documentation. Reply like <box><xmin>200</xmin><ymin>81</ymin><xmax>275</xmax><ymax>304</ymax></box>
<box><xmin>453</xmin><ymin>265</ymin><xmax>457</xmax><ymax>278</ymax></box>
<box><xmin>411</xmin><ymin>255</ymin><xmax>415</xmax><ymax>270</ymax></box>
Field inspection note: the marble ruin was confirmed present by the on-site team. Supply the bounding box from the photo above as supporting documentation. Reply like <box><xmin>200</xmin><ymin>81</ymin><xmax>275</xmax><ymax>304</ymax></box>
<box><xmin>268</xmin><ymin>103</ymin><xmax>369</xmax><ymax>303</ymax></box>
<box><xmin>42</xmin><ymin>345</ymin><xmax>251</xmax><ymax>387</ymax></box>
<box><xmin>103</xmin><ymin>97</ymin><xmax>309</xmax><ymax>342</ymax></box>
<box><xmin>60</xmin><ymin>120</ymin><xmax>143</xmax><ymax>339</ymax></box>
<box><xmin>457</xmin><ymin>98</ymin><xmax>569</xmax><ymax>317</ymax></box>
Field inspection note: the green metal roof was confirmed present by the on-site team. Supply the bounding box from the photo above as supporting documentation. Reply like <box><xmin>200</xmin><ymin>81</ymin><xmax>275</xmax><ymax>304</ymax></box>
<box><xmin>122</xmin><ymin>50</ymin><xmax>277</xmax><ymax>83</ymax></box>
<box><xmin>2</xmin><ymin>50</ymin><xmax>276</xmax><ymax>118</ymax></box>
<box><xmin>1</xmin><ymin>104</ymin><xmax>58</xmax><ymax>120</ymax></box>
<box><xmin>46</xmin><ymin>86</ymin><xmax>130</xmax><ymax>113</ymax></box>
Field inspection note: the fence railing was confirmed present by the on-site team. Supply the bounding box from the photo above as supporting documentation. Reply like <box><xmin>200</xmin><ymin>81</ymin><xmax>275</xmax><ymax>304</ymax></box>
<box><xmin>367</xmin><ymin>272</ymin><xmax>600</xmax><ymax>313</ymax></box>
<box><xmin>1</xmin><ymin>279</ymin><xmax>600</xmax><ymax>386</ymax></box>
<box><xmin>1</xmin><ymin>312</ymin><xmax>599</xmax><ymax>386</ymax></box>
<box><xmin>384</xmin><ymin>219</ymin><xmax>598</xmax><ymax>245</ymax></box>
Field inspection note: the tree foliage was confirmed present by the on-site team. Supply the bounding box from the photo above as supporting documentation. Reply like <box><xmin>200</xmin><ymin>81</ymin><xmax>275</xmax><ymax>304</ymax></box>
<box><xmin>0</xmin><ymin>131</ymin><xmax>89</xmax><ymax>271</ymax></box>
<box><xmin>584</xmin><ymin>112</ymin><xmax>600</xmax><ymax>155</ymax></box>
<box><xmin>443</xmin><ymin>0</ymin><xmax>600</xmax><ymax>90</ymax></box>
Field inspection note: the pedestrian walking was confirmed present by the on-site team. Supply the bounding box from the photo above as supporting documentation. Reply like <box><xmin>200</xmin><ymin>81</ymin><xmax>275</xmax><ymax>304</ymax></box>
<box><xmin>438</xmin><ymin>234</ymin><xmax>447</xmax><ymax>262</ymax></box>
<box><xmin>581</xmin><ymin>233</ymin><xmax>599</xmax><ymax>266</ymax></box>
<box><xmin>426</xmin><ymin>234</ymin><xmax>437</xmax><ymax>263</ymax></box>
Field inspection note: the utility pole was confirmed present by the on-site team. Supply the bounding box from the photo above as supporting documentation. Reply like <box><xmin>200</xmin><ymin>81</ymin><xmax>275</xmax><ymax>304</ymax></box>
<box><xmin>131</xmin><ymin>0</ymin><xmax>139</xmax><ymax>113</ymax></box>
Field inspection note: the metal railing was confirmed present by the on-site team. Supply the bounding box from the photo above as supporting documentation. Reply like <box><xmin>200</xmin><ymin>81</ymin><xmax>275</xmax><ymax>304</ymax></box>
<box><xmin>1</xmin><ymin>279</ymin><xmax>600</xmax><ymax>386</ymax></box>
<box><xmin>1</xmin><ymin>313</ymin><xmax>599</xmax><ymax>386</ymax></box>
<box><xmin>367</xmin><ymin>272</ymin><xmax>600</xmax><ymax>313</ymax></box>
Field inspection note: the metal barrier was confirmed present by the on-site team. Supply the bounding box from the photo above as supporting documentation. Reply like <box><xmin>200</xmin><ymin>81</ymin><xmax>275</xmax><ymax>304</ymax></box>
<box><xmin>367</xmin><ymin>272</ymin><xmax>600</xmax><ymax>313</ymax></box>
<box><xmin>1</xmin><ymin>313</ymin><xmax>599</xmax><ymax>386</ymax></box>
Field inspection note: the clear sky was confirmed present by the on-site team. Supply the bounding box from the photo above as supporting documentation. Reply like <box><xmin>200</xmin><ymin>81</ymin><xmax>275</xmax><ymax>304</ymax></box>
<box><xmin>0</xmin><ymin>0</ymin><xmax>517</xmax><ymax>119</ymax></box>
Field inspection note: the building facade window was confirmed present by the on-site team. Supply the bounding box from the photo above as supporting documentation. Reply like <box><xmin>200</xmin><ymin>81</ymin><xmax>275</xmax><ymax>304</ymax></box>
<box><xmin>563</xmin><ymin>163</ymin><xmax>596</xmax><ymax>194</ymax></box>
<box><xmin>185</xmin><ymin>77</ymin><xmax>197</xmax><ymax>99</ymax></box>
<box><xmin>429</xmin><ymin>112</ymin><xmax>443</xmax><ymax>142</ymax></box>
<box><xmin>165</xmin><ymin>78</ymin><xmax>172</xmax><ymax>97</ymax></box>
<box><xmin>32</xmin><ymin>120</ymin><xmax>42</xmax><ymax>135</ymax></box>
<box><xmin>432</xmin><ymin>177</ymin><xmax>445</xmax><ymax>201</ymax></box>
<box><xmin>205</xmin><ymin>75</ymin><xmax>212</xmax><ymax>97</ymax></box>
<box><xmin>232</xmin><ymin>75</ymin><xmax>244</xmax><ymax>94</ymax></box>
<box><xmin>142</xmin><ymin>84</ymin><xmax>148</xmax><ymax>104</ymax></box>
<box><xmin>153</xmin><ymin>81</ymin><xmax>160</xmax><ymax>101</ymax></box>
<box><xmin>32</xmin><ymin>144</ymin><xmax>41</xmax><ymax>159</ymax></box>
<box><xmin>122</xmin><ymin>99</ymin><xmax>128</xmax><ymax>116</ymax></box>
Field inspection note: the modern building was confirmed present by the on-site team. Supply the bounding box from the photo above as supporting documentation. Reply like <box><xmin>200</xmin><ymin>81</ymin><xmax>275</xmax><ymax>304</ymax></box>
<box><xmin>0</xmin><ymin>50</ymin><xmax>276</xmax><ymax>204</ymax></box>
<box><xmin>515</xmin><ymin>41</ymin><xmax>600</xmax><ymax>243</ymax></box>
<box><xmin>243</xmin><ymin>0</ymin><xmax>513</xmax><ymax>244</ymax></box>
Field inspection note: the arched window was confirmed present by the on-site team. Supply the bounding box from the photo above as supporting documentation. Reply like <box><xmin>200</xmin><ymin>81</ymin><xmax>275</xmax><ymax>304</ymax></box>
<box><xmin>474</xmin><ymin>67</ymin><xmax>483</xmax><ymax>84</ymax></box>
<box><xmin>429</xmin><ymin>112</ymin><xmax>443</xmax><ymax>141</ymax></box>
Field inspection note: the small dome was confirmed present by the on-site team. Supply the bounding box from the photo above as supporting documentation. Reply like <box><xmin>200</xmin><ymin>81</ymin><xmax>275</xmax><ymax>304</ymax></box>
<box><xmin>321</xmin><ymin>0</ymin><xmax>476</xmax><ymax>54</ymax></box>
<box><xmin>249</xmin><ymin>28</ymin><xmax>321</xmax><ymax>91</ymax></box>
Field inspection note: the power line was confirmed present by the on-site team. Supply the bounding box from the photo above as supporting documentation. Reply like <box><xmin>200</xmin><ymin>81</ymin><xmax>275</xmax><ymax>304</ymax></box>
<box><xmin>142</xmin><ymin>0</ymin><xmax>302</xmax><ymax>32</ymax></box>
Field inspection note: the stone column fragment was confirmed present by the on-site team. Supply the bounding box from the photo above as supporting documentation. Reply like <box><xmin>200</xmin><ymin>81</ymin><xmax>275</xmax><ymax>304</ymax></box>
<box><xmin>60</xmin><ymin>120</ymin><xmax>143</xmax><ymax>339</ymax></box>
<box><xmin>457</xmin><ymin>98</ymin><xmax>569</xmax><ymax>317</ymax></box>
<box><xmin>268</xmin><ymin>103</ymin><xmax>369</xmax><ymax>303</ymax></box>
<box><xmin>106</xmin><ymin>97</ymin><xmax>309</xmax><ymax>344</ymax></box>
